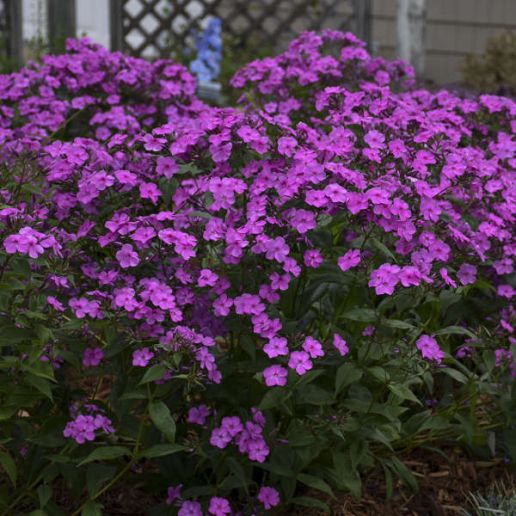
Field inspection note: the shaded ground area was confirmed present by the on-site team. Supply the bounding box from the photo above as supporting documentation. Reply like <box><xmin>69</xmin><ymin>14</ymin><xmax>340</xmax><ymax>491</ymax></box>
<box><xmin>52</xmin><ymin>446</ymin><xmax>515</xmax><ymax>515</ymax></box>
<box><xmin>296</xmin><ymin>447</ymin><xmax>515</xmax><ymax>516</ymax></box>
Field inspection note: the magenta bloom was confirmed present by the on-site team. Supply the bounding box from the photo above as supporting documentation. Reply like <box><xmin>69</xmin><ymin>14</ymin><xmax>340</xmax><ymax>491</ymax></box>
<box><xmin>303</xmin><ymin>336</ymin><xmax>324</xmax><ymax>358</ymax></box>
<box><xmin>166</xmin><ymin>484</ymin><xmax>182</xmax><ymax>505</ymax></box>
<box><xmin>263</xmin><ymin>365</ymin><xmax>288</xmax><ymax>387</ymax></box>
<box><xmin>288</xmin><ymin>351</ymin><xmax>313</xmax><ymax>375</ymax></box>
<box><xmin>208</xmin><ymin>497</ymin><xmax>231</xmax><ymax>516</ymax></box>
<box><xmin>333</xmin><ymin>334</ymin><xmax>349</xmax><ymax>356</ymax></box>
<box><xmin>198</xmin><ymin>268</ymin><xmax>218</xmax><ymax>287</ymax></box>
<box><xmin>234</xmin><ymin>293</ymin><xmax>265</xmax><ymax>315</ymax></box>
<box><xmin>178</xmin><ymin>501</ymin><xmax>203</xmax><ymax>516</ymax></box>
<box><xmin>187</xmin><ymin>405</ymin><xmax>210</xmax><ymax>425</ymax></box>
<box><xmin>258</xmin><ymin>486</ymin><xmax>280</xmax><ymax>510</ymax></box>
<box><xmin>457</xmin><ymin>264</ymin><xmax>477</xmax><ymax>286</ymax></box>
<box><xmin>220</xmin><ymin>416</ymin><xmax>244</xmax><ymax>437</ymax></box>
<box><xmin>263</xmin><ymin>337</ymin><xmax>289</xmax><ymax>358</ymax></box>
<box><xmin>47</xmin><ymin>296</ymin><xmax>64</xmax><ymax>311</ymax></box>
<box><xmin>304</xmin><ymin>249</ymin><xmax>323</xmax><ymax>268</ymax></box>
<box><xmin>497</xmin><ymin>285</ymin><xmax>514</xmax><ymax>299</ymax></box>
<box><xmin>338</xmin><ymin>249</ymin><xmax>361</xmax><ymax>272</ymax></box>
<box><xmin>132</xmin><ymin>347</ymin><xmax>154</xmax><ymax>367</ymax></box>
<box><xmin>69</xmin><ymin>298</ymin><xmax>102</xmax><ymax>319</ymax></box>
<box><xmin>416</xmin><ymin>335</ymin><xmax>445</xmax><ymax>363</ymax></box>
<box><xmin>116</xmin><ymin>244</ymin><xmax>140</xmax><ymax>268</ymax></box>
<box><xmin>82</xmin><ymin>347</ymin><xmax>104</xmax><ymax>367</ymax></box>
<box><xmin>369</xmin><ymin>264</ymin><xmax>401</xmax><ymax>295</ymax></box>
<box><xmin>209</xmin><ymin>427</ymin><xmax>232</xmax><ymax>448</ymax></box>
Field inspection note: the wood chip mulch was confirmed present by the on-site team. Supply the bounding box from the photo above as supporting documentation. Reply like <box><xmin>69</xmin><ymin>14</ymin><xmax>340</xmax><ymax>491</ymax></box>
<box><xmin>293</xmin><ymin>446</ymin><xmax>516</xmax><ymax>516</ymax></box>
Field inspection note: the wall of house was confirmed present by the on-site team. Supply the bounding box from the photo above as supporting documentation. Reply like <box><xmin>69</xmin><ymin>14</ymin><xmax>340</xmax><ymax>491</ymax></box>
<box><xmin>371</xmin><ymin>0</ymin><xmax>516</xmax><ymax>84</ymax></box>
<box><xmin>19</xmin><ymin>0</ymin><xmax>516</xmax><ymax>84</ymax></box>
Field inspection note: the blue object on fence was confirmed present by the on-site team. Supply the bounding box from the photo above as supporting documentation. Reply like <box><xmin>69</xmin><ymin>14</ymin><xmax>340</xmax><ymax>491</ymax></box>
<box><xmin>190</xmin><ymin>17</ymin><xmax>222</xmax><ymax>83</ymax></box>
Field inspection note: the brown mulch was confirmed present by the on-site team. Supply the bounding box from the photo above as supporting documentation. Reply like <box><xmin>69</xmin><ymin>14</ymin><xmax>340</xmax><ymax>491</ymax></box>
<box><xmin>48</xmin><ymin>446</ymin><xmax>514</xmax><ymax>515</ymax></box>
<box><xmin>294</xmin><ymin>446</ymin><xmax>516</xmax><ymax>516</ymax></box>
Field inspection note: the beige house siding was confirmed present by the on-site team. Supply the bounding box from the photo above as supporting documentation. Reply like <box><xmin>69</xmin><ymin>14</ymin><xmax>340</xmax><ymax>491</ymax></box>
<box><xmin>371</xmin><ymin>0</ymin><xmax>516</xmax><ymax>84</ymax></box>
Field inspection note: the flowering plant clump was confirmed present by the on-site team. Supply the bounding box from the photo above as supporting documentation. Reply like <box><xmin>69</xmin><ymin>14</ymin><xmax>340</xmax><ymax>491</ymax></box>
<box><xmin>0</xmin><ymin>31</ymin><xmax>514</xmax><ymax>514</ymax></box>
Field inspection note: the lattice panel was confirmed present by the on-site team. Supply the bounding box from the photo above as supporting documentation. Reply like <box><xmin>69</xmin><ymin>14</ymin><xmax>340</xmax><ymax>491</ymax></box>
<box><xmin>114</xmin><ymin>0</ymin><xmax>363</xmax><ymax>59</ymax></box>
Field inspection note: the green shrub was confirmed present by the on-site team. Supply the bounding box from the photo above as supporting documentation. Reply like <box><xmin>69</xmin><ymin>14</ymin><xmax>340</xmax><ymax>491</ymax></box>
<box><xmin>462</xmin><ymin>31</ymin><xmax>516</xmax><ymax>96</ymax></box>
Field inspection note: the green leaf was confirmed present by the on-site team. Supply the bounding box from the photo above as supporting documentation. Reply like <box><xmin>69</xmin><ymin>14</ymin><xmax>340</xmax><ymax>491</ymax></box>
<box><xmin>227</xmin><ymin>458</ymin><xmax>250</xmax><ymax>495</ymax></box>
<box><xmin>259</xmin><ymin>387</ymin><xmax>291</xmax><ymax>410</ymax></box>
<box><xmin>335</xmin><ymin>363</ymin><xmax>363</xmax><ymax>395</ymax></box>
<box><xmin>371</xmin><ymin>238</ymin><xmax>398</xmax><ymax>262</ymax></box>
<box><xmin>78</xmin><ymin>446</ymin><xmax>131</xmax><ymax>466</ymax></box>
<box><xmin>383</xmin><ymin>464</ymin><xmax>394</xmax><ymax>499</ymax></box>
<box><xmin>139</xmin><ymin>364</ymin><xmax>167</xmax><ymax>385</ymax></box>
<box><xmin>0</xmin><ymin>326</ymin><xmax>34</xmax><ymax>345</ymax></box>
<box><xmin>149</xmin><ymin>401</ymin><xmax>176</xmax><ymax>443</ymax></box>
<box><xmin>434</xmin><ymin>326</ymin><xmax>476</xmax><ymax>338</ymax></box>
<box><xmin>291</xmin><ymin>496</ymin><xmax>330</xmax><ymax>513</ymax></box>
<box><xmin>81</xmin><ymin>501</ymin><xmax>103</xmax><ymax>516</ymax></box>
<box><xmin>440</xmin><ymin>367</ymin><xmax>469</xmax><ymax>384</ymax></box>
<box><xmin>387</xmin><ymin>457</ymin><xmax>418</xmax><ymax>492</ymax></box>
<box><xmin>87</xmin><ymin>464</ymin><xmax>116</xmax><ymax>498</ymax></box>
<box><xmin>387</xmin><ymin>383</ymin><xmax>422</xmax><ymax>405</ymax></box>
<box><xmin>138</xmin><ymin>443</ymin><xmax>185</xmax><ymax>459</ymax></box>
<box><xmin>382</xmin><ymin>319</ymin><xmax>415</xmax><ymax>330</ymax></box>
<box><xmin>0</xmin><ymin>450</ymin><xmax>16</xmax><ymax>485</ymax></box>
<box><xmin>37</xmin><ymin>484</ymin><xmax>53</xmax><ymax>508</ymax></box>
<box><xmin>340</xmin><ymin>308</ymin><xmax>377</xmax><ymax>322</ymax></box>
<box><xmin>26</xmin><ymin>374</ymin><xmax>54</xmax><ymax>400</ymax></box>
<box><xmin>297</xmin><ymin>473</ymin><xmax>335</xmax><ymax>499</ymax></box>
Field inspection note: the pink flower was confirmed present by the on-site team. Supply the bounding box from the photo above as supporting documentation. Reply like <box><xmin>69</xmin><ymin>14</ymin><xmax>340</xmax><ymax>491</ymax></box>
<box><xmin>116</xmin><ymin>244</ymin><xmax>140</xmax><ymax>268</ymax></box>
<box><xmin>288</xmin><ymin>351</ymin><xmax>313</xmax><ymax>375</ymax></box>
<box><xmin>234</xmin><ymin>294</ymin><xmax>265</xmax><ymax>316</ymax></box>
<box><xmin>440</xmin><ymin>268</ymin><xmax>457</xmax><ymax>288</ymax></box>
<box><xmin>278</xmin><ymin>136</ymin><xmax>297</xmax><ymax>156</ymax></box>
<box><xmin>303</xmin><ymin>336</ymin><xmax>324</xmax><ymax>358</ymax></box>
<box><xmin>139</xmin><ymin>182</ymin><xmax>161</xmax><ymax>204</ymax></box>
<box><xmin>187</xmin><ymin>405</ymin><xmax>210</xmax><ymax>425</ymax></box>
<box><xmin>304</xmin><ymin>249</ymin><xmax>323</xmax><ymax>268</ymax></box>
<box><xmin>258</xmin><ymin>486</ymin><xmax>280</xmax><ymax>510</ymax></box>
<box><xmin>338</xmin><ymin>249</ymin><xmax>361</xmax><ymax>272</ymax></box>
<box><xmin>399</xmin><ymin>266</ymin><xmax>422</xmax><ymax>287</ymax></box>
<box><xmin>364</xmin><ymin>129</ymin><xmax>385</xmax><ymax>149</ymax></box>
<box><xmin>178</xmin><ymin>501</ymin><xmax>203</xmax><ymax>516</ymax></box>
<box><xmin>47</xmin><ymin>296</ymin><xmax>64</xmax><ymax>311</ymax></box>
<box><xmin>198</xmin><ymin>268</ymin><xmax>218</xmax><ymax>287</ymax></box>
<box><xmin>220</xmin><ymin>416</ymin><xmax>244</xmax><ymax>437</ymax></box>
<box><xmin>166</xmin><ymin>484</ymin><xmax>182</xmax><ymax>505</ymax></box>
<box><xmin>82</xmin><ymin>347</ymin><xmax>104</xmax><ymax>367</ymax></box>
<box><xmin>416</xmin><ymin>335</ymin><xmax>445</xmax><ymax>363</ymax></box>
<box><xmin>156</xmin><ymin>157</ymin><xmax>178</xmax><ymax>178</ymax></box>
<box><xmin>208</xmin><ymin>497</ymin><xmax>231</xmax><ymax>516</ymax></box>
<box><xmin>132</xmin><ymin>347</ymin><xmax>154</xmax><ymax>367</ymax></box>
<box><xmin>69</xmin><ymin>298</ymin><xmax>102</xmax><ymax>319</ymax></box>
<box><xmin>209</xmin><ymin>427</ymin><xmax>232</xmax><ymax>448</ymax></box>
<box><xmin>263</xmin><ymin>365</ymin><xmax>288</xmax><ymax>387</ymax></box>
<box><xmin>333</xmin><ymin>334</ymin><xmax>349</xmax><ymax>356</ymax></box>
<box><xmin>497</xmin><ymin>285</ymin><xmax>515</xmax><ymax>299</ymax></box>
<box><xmin>369</xmin><ymin>264</ymin><xmax>401</xmax><ymax>295</ymax></box>
<box><xmin>457</xmin><ymin>264</ymin><xmax>477</xmax><ymax>286</ymax></box>
<box><xmin>263</xmin><ymin>337</ymin><xmax>289</xmax><ymax>358</ymax></box>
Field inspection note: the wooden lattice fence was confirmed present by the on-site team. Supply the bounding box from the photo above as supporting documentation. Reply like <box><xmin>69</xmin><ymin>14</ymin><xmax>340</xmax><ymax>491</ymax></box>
<box><xmin>110</xmin><ymin>0</ymin><xmax>371</xmax><ymax>58</ymax></box>
<box><xmin>0</xmin><ymin>0</ymin><xmax>371</xmax><ymax>69</ymax></box>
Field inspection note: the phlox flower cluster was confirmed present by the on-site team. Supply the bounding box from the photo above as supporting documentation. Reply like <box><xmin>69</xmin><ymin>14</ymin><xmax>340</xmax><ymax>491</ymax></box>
<box><xmin>63</xmin><ymin>405</ymin><xmax>114</xmax><ymax>444</ymax></box>
<box><xmin>209</xmin><ymin>409</ymin><xmax>269</xmax><ymax>463</ymax></box>
<box><xmin>0</xmin><ymin>29</ymin><xmax>514</xmax><ymax>512</ymax></box>
<box><xmin>166</xmin><ymin>485</ymin><xmax>279</xmax><ymax>514</ymax></box>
